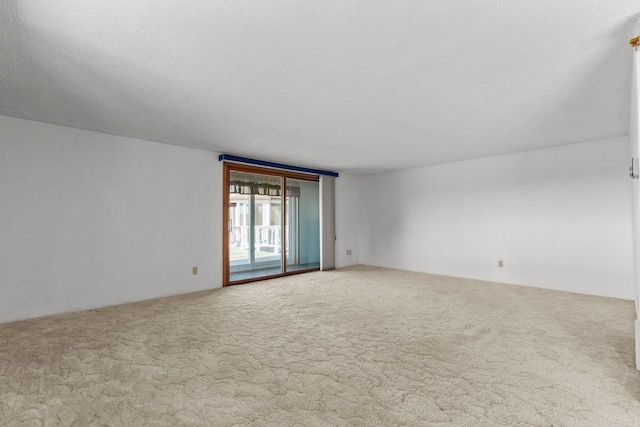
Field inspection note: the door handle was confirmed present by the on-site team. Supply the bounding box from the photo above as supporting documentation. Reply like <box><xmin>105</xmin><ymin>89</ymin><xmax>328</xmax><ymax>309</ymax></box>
<box><xmin>631</xmin><ymin>158</ymin><xmax>639</xmax><ymax>179</ymax></box>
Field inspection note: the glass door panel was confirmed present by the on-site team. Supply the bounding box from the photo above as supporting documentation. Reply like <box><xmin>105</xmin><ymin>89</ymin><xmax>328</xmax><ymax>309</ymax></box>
<box><xmin>286</xmin><ymin>179</ymin><xmax>320</xmax><ymax>272</ymax></box>
<box><xmin>228</xmin><ymin>171</ymin><xmax>283</xmax><ymax>282</ymax></box>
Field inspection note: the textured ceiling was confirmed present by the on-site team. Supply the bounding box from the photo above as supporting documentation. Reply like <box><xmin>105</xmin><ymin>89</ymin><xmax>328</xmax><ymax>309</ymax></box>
<box><xmin>1</xmin><ymin>1</ymin><xmax>638</xmax><ymax>174</ymax></box>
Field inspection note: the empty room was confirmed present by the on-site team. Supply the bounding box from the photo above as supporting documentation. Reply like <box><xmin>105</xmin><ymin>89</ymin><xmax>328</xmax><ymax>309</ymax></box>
<box><xmin>2</xmin><ymin>1</ymin><xmax>640</xmax><ymax>426</ymax></box>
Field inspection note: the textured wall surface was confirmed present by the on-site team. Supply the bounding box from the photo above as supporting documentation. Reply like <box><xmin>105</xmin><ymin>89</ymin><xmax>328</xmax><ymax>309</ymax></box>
<box><xmin>0</xmin><ymin>1</ymin><xmax>638</xmax><ymax>173</ymax></box>
<box><xmin>359</xmin><ymin>137</ymin><xmax>635</xmax><ymax>299</ymax></box>
<box><xmin>0</xmin><ymin>116</ymin><xmax>223</xmax><ymax>323</ymax></box>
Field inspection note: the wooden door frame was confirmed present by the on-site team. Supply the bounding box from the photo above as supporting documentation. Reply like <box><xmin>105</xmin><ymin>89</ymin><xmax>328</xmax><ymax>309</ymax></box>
<box><xmin>222</xmin><ymin>162</ymin><xmax>320</xmax><ymax>286</ymax></box>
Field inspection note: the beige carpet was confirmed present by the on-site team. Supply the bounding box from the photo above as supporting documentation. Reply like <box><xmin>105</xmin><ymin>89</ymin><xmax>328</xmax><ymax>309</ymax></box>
<box><xmin>1</xmin><ymin>265</ymin><xmax>639</xmax><ymax>426</ymax></box>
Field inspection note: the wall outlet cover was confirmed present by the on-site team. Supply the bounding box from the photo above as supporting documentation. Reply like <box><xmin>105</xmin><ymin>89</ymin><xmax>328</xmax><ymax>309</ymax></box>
<box><xmin>192</xmin><ymin>266</ymin><xmax>198</xmax><ymax>275</ymax></box>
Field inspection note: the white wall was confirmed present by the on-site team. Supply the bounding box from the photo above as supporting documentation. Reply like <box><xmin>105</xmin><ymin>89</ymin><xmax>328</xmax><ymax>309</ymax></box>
<box><xmin>359</xmin><ymin>137</ymin><xmax>635</xmax><ymax>300</ymax></box>
<box><xmin>0</xmin><ymin>116</ymin><xmax>222</xmax><ymax>323</ymax></box>
<box><xmin>335</xmin><ymin>173</ymin><xmax>360</xmax><ymax>268</ymax></box>
<box><xmin>6</xmin><ymin>115</ymin><xmax>627</xmax><ymax>323</ymax></box>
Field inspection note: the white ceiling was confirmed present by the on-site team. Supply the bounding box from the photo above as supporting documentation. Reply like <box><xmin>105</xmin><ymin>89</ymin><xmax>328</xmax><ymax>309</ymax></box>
<box><xmin>1</xmin><ymin>1</ymin><xmax>638</xmax><ymax>174</ymax></box>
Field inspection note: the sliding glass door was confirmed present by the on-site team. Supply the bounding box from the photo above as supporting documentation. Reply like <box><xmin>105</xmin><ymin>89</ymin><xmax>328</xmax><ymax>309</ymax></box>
<box><xmin>223</xmin><ymin>164</ymin><xmax>320</xmax><ymax>285</ymax></box>
<box><xmin>228</xmin><ymin>171</ymin><xmax>283</xmax><ymax>281</ymax></box>
<box><xmin>286</xmin><ymin>179</ymin><xmax>320</xmax><ymax>272</ymax></box>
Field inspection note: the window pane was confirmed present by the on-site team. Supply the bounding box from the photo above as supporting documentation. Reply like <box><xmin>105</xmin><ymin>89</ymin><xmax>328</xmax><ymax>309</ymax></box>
<box><xmin>229</xmin><ymin>171</ymin><xmax>283</xmax><ymax>281</ymax></box>
<box><xmin>286</xmin><ymin>179</ymin><xmax>320</xmax><ymax>272</ymax></box>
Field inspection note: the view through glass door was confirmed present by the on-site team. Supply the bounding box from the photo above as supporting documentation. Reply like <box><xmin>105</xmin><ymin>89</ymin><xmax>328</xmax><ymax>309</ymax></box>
<box><xmin>228</xmin><ymin>171</ymin><xmax>283</xmax><ymax>282</ymax></box>
<box><xmin>286</xmin><ymin>178</ymin><xmax>320</xmax><ymax>272</ymax></box>
<box><xmin>224</xmin><ymin>164</ymin><xmax>320</xmax><ymax>285</ymax></box>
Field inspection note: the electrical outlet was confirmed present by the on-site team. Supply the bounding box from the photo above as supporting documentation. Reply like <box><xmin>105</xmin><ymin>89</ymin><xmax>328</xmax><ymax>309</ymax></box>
<box><xmin>192</xmin><ymin>266</ymin><xmax>198</xmax><ymax>275</ymax></box>
<box><xmin>347</xmin><ymin>249</ymin><xmax>352</xmax><ymax>255</ymax></box>
<box><xmin>498</xmin><ymin>260</ymin><xmax>504</xmax><ymax>268</ymax></box>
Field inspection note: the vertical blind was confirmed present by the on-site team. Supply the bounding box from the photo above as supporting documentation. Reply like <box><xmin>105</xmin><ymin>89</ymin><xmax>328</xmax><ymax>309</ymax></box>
<box><xmin>320</xmin><ymin>175</ymin><xmax>336</xmax><ymax>271</ymax></box>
